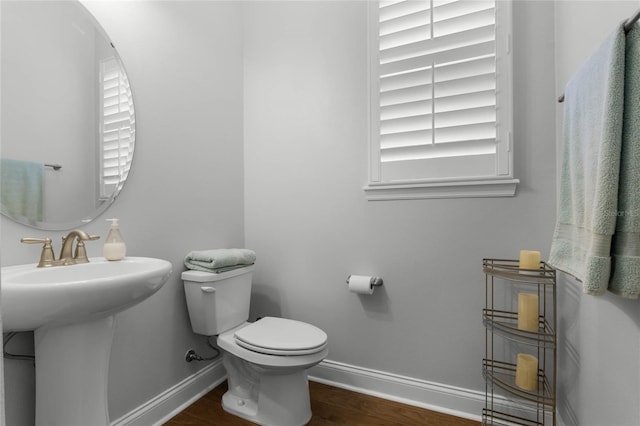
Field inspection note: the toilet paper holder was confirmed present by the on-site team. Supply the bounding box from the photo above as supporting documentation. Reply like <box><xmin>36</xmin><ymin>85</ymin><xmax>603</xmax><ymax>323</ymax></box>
<box><xmin>346</xmin><ymin>275</ymin><xmax>383</xmax><ymax>288</ymax></box>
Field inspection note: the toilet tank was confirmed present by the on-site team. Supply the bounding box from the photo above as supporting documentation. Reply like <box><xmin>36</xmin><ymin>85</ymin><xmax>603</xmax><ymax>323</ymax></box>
<box><xmin>182</xmin><ymin>265</ymin><xmax>254</xmax><ymax>335</ymax></box>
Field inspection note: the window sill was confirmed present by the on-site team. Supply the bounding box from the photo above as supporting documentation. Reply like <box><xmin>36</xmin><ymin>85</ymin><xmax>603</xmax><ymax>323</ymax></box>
<box><xmin>363</xmin><ymin>178</ymin><xmax>519</xmax><ymax>201</ymax></box>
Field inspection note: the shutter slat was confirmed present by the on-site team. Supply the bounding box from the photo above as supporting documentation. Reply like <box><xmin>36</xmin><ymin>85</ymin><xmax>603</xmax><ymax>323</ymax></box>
<box><xmin>435</xmin><ymin>121</ymin><xmax>495</xmax><ymax>144</ymax></box>
<box><xmin>433</xmin><ymin>0</ymin><xmax>493</xmax><ymax>23</ymax></box>
<box><xmin>382</xmin><ymin>99</ymin><xmax>432</xmax><ymax>120</ymax></box>
<box><xmin>381</xmin><ymin>129</ymin><xmax>432</xmax><ymax>150</ymax></box>
<box><xmin>434</xmin><ymin>7</ymin><xmax>494</xmax><ymax>37</ymax></box>
<box><xmin>380</xmin><ymin>8</ymin><xmax>430</xmax><ymax>36</ymax></box>
<box><xmin>380</xmin><ymin>24</ymin><xmax>494</xmax><ymax>65</ymax></box>
<box><xmin>381</xmin><ymin>138</ymin><xmax>495</xmax><ymax>162</ymax></box>
<box><xmin>435</xmin><ymin>89</ymin><xmax>495</xmax><ymax>113</ymax></box>
<box><xmin>382</xmin><ymin>113</ymin><xmax>432</xmax><ymax>134</ymax></box>
<box><xmin>381</xmin><ymin>83</ymin><xmax>432</xmax><ymax>107</ymax></box>
<box><xmin>380</xmin><ymin>39</ymin><xmax>494</xmax><ymax>76</ymax></box>
<box><xmin>434</xmin><ymin>72</ymin><xmax>495</xmax><ymax>98</ymax></box>
<box><xmin>380</xmin><ymin>0</ymin><xmax>430</xmax><ymax>23</ymax></box>
<box><xmin>380</xmin><ymin>116</ymin><xmax>495</xmax><ymax>150</ymax></box>
<box><xmin>435</xmin><ymin>55</ymin><xmax>494</xmax><ymax>82</ymax></box>
<box><xmin>105</xmin><ymin>110</ymin><xmax>132</xmax><ymax>122</ymax></box>
<box><xmin>381</xmin><ymin>23</ymin><xmax>431</xmax><ymax>50</ymax></box>
<box><xmin>103</xmin><ymin>129</ymin><xmax>131</xmax><ymax>139</ymax></box>
<box><xmin>381</xmin><ymin>67</ymin><xmax>432</xmax><ymax>92</ymax></box>
<box><xmin>435</xmin><ymin>105</ymin><xmax>495</xmax><ymax>129</ymax></box>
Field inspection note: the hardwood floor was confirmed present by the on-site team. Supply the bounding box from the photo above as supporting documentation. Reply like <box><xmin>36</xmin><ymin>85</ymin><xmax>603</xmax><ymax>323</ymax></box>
<box><xmin>164</xmin><ymin>380</ymin><xmax>481</xmax><ymax>426</ymax></box>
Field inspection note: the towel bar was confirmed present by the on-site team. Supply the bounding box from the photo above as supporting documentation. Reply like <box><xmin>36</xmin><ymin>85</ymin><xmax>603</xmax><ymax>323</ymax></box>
<box><xmin>558</xmin><ymin>7</ymin><xmax>640</xmax><ymax>103</ymax></box>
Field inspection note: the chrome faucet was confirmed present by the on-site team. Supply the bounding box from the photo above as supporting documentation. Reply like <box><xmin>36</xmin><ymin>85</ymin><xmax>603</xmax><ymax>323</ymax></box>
<box><xmin>21</xmin><ymin>230</ymin><xmax>100</xmax><ymax>267</ymax></box>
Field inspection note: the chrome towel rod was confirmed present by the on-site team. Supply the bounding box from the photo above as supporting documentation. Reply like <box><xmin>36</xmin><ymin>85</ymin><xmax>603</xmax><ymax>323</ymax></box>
<box><xmin>558</xmin><ymin>7</ymin><xmax>640</xmax><ymax>103</ymax></box>
<box><xmin>44</xmin><ymin>163</ymin><xmax>62</xmax><ymax>170</ymax></box>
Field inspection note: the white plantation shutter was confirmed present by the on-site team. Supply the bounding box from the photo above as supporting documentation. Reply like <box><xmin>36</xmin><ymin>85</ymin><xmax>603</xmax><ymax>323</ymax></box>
<box><xmin>100</xmin><ymin>57</ymin><xmax>135</xmax><ymax>199</ymax></box>
<box><xmin>367</xmin><ymin>0</ymin><xmax>517</xmax><ymax>200</ymax></box>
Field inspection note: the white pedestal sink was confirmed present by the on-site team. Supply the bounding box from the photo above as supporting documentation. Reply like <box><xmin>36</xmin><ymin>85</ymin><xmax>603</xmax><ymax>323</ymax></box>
<box><xmin>1</xmin><ymin>257</ymin><xmax>172</xmax><ymax>426</ymax></box>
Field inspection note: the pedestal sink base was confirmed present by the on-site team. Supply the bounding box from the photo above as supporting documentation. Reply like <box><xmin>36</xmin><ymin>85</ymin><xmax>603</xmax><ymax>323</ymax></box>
<box><xmin>34</xmin><ymin>316</ymin><xmax>115</xmax><ymax>426</ymax></box>
<box><xmin>2</xmin><ymin>257</ymin><xmax>172</xmax><ymax>424</ymax></box>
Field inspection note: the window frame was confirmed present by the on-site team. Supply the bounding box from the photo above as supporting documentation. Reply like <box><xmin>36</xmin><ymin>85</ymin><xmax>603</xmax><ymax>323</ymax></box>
<box><xmin>365</xmin><ymin>0</ymin><xmax>518</xmax><ymax>201</ymax></box>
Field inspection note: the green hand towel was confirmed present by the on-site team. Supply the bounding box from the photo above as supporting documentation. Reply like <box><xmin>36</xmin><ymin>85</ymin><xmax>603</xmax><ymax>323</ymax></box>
<box><xmin>549</xmin><ymin>23</ymin><xmax>626</xmax><ymax>295</ymax></box>
<box><xmin>184</xmin><ymin>248</ymin><xmax>256</xmax><ymax>273</ymax></box>
<box><xmin>0</xmin><ymin>158</ymin><xmax>44</xmax><ymax>222</ymax></box>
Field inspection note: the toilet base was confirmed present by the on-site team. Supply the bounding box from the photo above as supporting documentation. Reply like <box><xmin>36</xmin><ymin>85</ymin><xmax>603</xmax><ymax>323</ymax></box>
<box><xmin>222</xmin><ymin>352</ymin><xmax>313</xmax><ymax>426</ymax></box>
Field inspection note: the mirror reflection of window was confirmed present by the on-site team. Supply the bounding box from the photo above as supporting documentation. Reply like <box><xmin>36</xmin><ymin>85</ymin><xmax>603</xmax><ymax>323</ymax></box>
<box><xmin>99</xmin><ymin>56</ymin><xmax>135</xmax><ymax>202</ymax></box>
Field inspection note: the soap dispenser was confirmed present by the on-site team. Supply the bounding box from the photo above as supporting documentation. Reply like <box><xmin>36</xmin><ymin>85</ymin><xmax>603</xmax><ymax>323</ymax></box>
<box><xmin>103</xmin><ymin>218</ymin><xmax>126</xmax><ymax>261</ymax></box>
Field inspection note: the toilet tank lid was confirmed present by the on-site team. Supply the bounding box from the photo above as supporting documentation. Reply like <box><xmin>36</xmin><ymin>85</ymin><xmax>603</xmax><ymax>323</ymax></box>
<box><xmin>181</xmin><ymin>265</ymin><xmax>255</xmax><ymax>282</ymax></box>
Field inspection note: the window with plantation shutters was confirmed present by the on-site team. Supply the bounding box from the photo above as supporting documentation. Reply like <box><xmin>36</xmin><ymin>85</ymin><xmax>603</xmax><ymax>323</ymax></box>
<box><xmin>99</xmin><ymin>57</ymin><xmax>135</xmax><ymax>200</ymax></box>
<box><xmin>365</xmin><ymin>0</ymin><xmax>518</xmax><ymax>200</ymax></box>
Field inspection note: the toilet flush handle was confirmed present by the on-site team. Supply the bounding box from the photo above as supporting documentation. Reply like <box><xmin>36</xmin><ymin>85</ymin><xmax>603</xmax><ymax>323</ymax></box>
<box><xmin>200</xmin><ymin>286</ymin><xmax>216</xmax><ymax>293</ymax></box>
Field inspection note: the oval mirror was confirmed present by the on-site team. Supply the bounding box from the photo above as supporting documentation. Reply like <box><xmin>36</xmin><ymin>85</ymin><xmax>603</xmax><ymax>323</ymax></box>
<box><xmin>0</xmin><ymin>0</ymin><xmax>135</xmax><ymax>230</ymax></box>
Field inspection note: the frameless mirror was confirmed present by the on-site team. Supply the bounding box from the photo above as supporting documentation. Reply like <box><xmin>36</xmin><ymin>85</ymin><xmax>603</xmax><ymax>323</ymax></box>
<box><xmin>0</xmin><ymin>0</ymin><xmax>135</xmax><ymax>230</ymax></box>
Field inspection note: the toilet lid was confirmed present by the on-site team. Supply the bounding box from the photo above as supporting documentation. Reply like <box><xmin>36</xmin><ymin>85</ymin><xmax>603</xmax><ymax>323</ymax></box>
<box><xmin>234</xmin><ymin>317</ymin><xmax>328</xmax><ymax>356</ymax></box>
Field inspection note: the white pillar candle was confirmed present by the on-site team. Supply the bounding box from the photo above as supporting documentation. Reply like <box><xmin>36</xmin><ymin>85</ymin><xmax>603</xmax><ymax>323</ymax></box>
<box><xmin>515</xmin><ymin>354</ymin><xmax>538</xmax><ymax>391</ymax></box>
<box><xmin>517</xmin><ymin>293</ymin><xmax>539</xmax><ymax>332</ymax></box>
<box><xmin>519</xmin><ymin>250</ymin><xmax>541</xmax><ymax>269</ymax></box>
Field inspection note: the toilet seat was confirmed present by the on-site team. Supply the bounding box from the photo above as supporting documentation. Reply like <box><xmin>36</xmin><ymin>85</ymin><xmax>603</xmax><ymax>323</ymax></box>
<box><xmin>234</xmin><ymin>317</ymin><xmax>328</xmax><ymax>356</ymax></box>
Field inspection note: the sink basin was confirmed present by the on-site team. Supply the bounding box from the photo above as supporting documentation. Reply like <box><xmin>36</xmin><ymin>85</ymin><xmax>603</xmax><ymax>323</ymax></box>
<box><xmin>0</xmin><ymin>256</ymin><xmax>172</xmax><ymax>426</ymax></box>
<box><xmin>2</xmin><ymin>256</ymin><xmax>172</xmax><ymax>332</ymax></box>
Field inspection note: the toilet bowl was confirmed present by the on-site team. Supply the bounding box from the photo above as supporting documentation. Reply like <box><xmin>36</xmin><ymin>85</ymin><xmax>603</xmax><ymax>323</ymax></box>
<box><xmin>182</xmin><ymin>266</ymin><xmax>328</xmax><ymax>426</ymax></box>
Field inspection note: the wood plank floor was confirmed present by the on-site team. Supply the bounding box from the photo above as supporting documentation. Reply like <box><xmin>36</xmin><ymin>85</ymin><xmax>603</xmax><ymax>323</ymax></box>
<box><xmin>164</xmin><ymin>380</ymin><xmax>481</xmax><ymax>425</ymax></box>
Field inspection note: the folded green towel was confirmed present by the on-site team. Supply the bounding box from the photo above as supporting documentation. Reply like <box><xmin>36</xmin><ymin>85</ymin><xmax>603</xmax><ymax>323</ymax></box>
<box><xmin>184</xmin><ymin>248</ymin><xmax>256</xmax><ymax>273</ymax></box>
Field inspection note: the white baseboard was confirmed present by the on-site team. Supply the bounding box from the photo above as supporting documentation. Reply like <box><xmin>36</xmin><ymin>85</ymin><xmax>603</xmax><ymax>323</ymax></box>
<box><xmin>110</xmin><ymin>360</ymin><xmax>227</xmax><ymax>426</ymax></box>
<box><xmin>309</xmin><ymin>359</ymin><xmax>490</xmax><ymax>422</ymax></box>
<box><xmin>310</xmin><ymin>359</ymin><xmax>552</xmax><ymax>423</ymax></box>
<box><xmin>112</xmin><ymin>357</ymin><xmax>540</xmax><ymax>425</ymax></box>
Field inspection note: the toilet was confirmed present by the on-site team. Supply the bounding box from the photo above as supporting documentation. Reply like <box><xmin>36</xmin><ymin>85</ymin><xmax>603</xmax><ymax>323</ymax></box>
<box><xmin>182</xmin><ymin>265</ymin><xmax>328</xmax><ymax>426</ymax></box>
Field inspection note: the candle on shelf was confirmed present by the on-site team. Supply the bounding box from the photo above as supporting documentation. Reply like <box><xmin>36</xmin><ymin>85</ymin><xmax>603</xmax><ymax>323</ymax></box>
<box><xmin>517</xmin><ymin>293</ymin><xmax>539</xmax><ymax>332</ymax></box>
<box><xmin>515</xmin><ymin>354</ymin><xmax>538</xmax><ymax>391</ymax></box>
<box><xmin>519</xmin><ymin>250</ymin><xmax>541</xmax><ymax>269</ymax></box>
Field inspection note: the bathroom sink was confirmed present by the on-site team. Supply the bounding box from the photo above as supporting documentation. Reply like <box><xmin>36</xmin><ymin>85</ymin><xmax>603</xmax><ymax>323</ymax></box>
<box><xmin>1</xmin><ymin>256</ymin><xmax>172</xmax><ymax>425</ymax></box>
<box><xmin>1</xmin><ymin>256</ymin><xmax>172</xmax><ymax>332</ymax></box>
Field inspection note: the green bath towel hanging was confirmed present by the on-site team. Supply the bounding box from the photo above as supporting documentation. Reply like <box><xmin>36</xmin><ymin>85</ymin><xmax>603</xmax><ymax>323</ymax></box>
<box><xmin>549</xmin><ymin>23</ymin><xmax>626</xmax><ymax>296</ymax></box>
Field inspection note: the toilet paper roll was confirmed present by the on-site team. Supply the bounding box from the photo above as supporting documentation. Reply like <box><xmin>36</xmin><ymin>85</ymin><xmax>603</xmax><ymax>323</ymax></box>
<box><xmin>348</xmin><ymin>275</ymin><xmax>375</xmax><ymax>295</ymax></box>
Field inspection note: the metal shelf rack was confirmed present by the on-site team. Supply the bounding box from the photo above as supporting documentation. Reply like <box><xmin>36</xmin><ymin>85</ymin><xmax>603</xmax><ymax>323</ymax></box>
<box><xmin>482</xmin><ymin>258</ymin><xmax>557</xmax><ymax>426</ymax></box>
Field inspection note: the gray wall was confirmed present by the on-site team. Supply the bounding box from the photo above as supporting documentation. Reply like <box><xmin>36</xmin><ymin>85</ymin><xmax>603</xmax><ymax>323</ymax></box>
<box><xmin>554</xmin><ymin>1</ymin><xmax>640</xmax><ymax>425</ymax></box>
<box><xmin>244</xmin><ymin>0</ymin><xmax>556</xmax><ymax>396</ymax></box>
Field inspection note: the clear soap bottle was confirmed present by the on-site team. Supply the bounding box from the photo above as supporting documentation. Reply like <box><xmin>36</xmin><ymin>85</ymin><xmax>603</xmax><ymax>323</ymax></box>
<box><xmin>103</xmin><ymin>218</ymin><xmax>126</xmax><ymax>261</ymax></box>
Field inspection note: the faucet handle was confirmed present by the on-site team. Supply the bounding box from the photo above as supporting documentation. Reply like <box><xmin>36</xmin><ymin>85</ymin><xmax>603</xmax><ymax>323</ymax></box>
<box><xmin>74</xmin><ymin>235</ymin><xmax>100</xmax><ymax>263</ymax></box>
<box><xmin>20</xmin><ymin>237</ymin><xmax>51</xmax><ymax>244</ymax></box>
<box><xmin>21</xmin><ymin>237</ymin><xmax>56</xmax><ymax>268</ymax></box>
